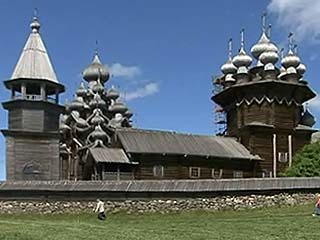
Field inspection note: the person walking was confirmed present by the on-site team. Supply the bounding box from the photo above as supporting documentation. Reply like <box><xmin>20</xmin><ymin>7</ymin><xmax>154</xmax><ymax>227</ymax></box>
<box><xmin>94</xmin><ymin>199</ymin><xmax>106</xmax><ymax>220</ymax></box>
<box><xmin>312</xmin><ymin>194</ymin><xmax>320</xmax><ymax>216</ymax></box>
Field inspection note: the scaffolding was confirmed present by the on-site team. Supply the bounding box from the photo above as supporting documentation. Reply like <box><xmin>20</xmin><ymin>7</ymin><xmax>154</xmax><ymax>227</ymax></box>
<box><xmin>212</xmin><ymin>75</ymin><xmax>226</xmax><ymax>135</ymax></box>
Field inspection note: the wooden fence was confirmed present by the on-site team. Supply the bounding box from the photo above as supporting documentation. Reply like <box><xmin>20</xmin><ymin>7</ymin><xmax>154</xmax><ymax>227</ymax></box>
<box><xmin>0</xmin><ymin>177</ymin><xmax>320</xmax><ymax>200</ymax></box>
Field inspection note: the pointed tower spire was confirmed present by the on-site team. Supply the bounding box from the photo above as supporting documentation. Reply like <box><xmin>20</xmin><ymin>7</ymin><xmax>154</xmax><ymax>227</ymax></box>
<box><xmin>11</xmin><ymin>12</ymin><xmax>58</xmax><ymax>82</ymax></box>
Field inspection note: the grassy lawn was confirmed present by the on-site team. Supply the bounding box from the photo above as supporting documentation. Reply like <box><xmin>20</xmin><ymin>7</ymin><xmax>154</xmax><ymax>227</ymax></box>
<box><xmin>0</xmin><ymin>204</ymin><xmax>319</xmax><ymax>240</ymax></box>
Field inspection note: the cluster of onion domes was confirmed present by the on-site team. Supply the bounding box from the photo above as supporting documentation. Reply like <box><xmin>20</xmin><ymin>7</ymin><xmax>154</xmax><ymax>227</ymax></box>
<box><xmin>60</xmin><ymin>52</ymin><xmax>134</xmax><ymax>148</ymax></box>
<box><xmin>219</xmin><ymin>13</ymin><xmax>306</xmax><ymax>84</ymax></box>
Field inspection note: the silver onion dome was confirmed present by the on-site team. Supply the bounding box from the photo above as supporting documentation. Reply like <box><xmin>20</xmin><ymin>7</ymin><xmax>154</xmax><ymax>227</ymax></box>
<box><xmin>281</xmin><ymin>49</ymin><xmax>301</xmax><ymax>68</ymax></box>
<box><xmin>91</xmin><ymin>111</ymin><xmax>105</xmax><ymax>126</ymax></box>
<box><xmin>251</xmin><ymin>14</ymin><xmax>279</xmax><ymax>61</ymax></box>
<box><xmin>297</xmin><ymin>63</ymin><xmax>306</xmax><ymax>75</ymax></box>
<box><xmin>221</xmin><ymin>39</ymin><xmax>237</xmax><ymax>75</ymax></box>
<box><xmin>251</xmin><ymin>32</ymin><xmax>270</xmax><ymax>59</ymax></box>
<box><xmin>232</xmin><ymin>29</ymin><xmax>252</xmax><ymax>68</ymax></box>
<box><xmin>92</xmin><ymin>79</ymin><xmax>105</xmax><ymax>93</ymax></box>
<box><xmin>109</xmin><ymin>101</ymin><xmax>128</xmax><ymax>114</ymax></box>
<box><xmin>82</xmin><ymin>52</ymin><xmax>110</xmax><ymax>83</ymax></box>
<box><xmin>69</xmin><ymin>96</ymin><xmax>85</xmax><ymax>111</ymax></box>
<box><xmin>259</xmin><ymin>50</ymin><xmax>279</xmax><ymax>65</ymax></box>
<box><xmin>124</xmin><ymin>109</ymin><xmax>133</xmax><ymax>119</ymax></box>
<box><xmin>90</xmin><ymin>125</ymin><xmax>108</xmax><ymax>141</ymax></box>
<box><xmin>281</xmin><ymin>33</ymin><xmax>301</xmax><ymax>69</ymax></box>
<box><xmin>106</xmin><ymin>87</ymin><xmax>120</xmax><ymax>100</ymax></box>
<box><xmin>76</xmin><ymin>82</ymin><xmax>87</xmax><ymax>97</ymax></box>
<box><xmin>221</xmin><ymin>60</ymin><xmax>237</xmax><ymax>75</ymax></box>
<box><xmin>232</xmin><ymin>49</ymin><xmax>252</xmax><ymax>68</ymax></box>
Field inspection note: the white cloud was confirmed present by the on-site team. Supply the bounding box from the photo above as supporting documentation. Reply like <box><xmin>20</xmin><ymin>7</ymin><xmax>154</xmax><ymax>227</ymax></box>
<box><xmin>122</xmin><ymin>82</ymin><xmax>159</xmax><ymax>101</ymax></box>
<box><xmin>107</xmin><ymin>63</ymin><xmax>141</xmax><ymax>79</ymax></box>
<box><xmin>268</xmin><ymin>0</ymin><xmax>320</xmax><ymax>43</ymax></box>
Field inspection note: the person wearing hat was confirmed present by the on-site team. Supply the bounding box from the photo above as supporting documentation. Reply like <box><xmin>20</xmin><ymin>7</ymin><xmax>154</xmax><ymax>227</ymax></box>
<box><xmin>94</xmin><ymin>199</ymin><xmax>106</xmax><ymax>220</ymax></box>
<box><xmin>312</xmin><ymin>194</ymin><xmax>320</xmax><ymax>216</ymax></box>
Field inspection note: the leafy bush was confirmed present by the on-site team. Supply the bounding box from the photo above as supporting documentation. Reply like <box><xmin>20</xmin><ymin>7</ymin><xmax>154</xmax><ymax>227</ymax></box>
<box><xmin>284</xmin><ymin>141</ymin><xmax>320</xmax><ymax>177</ymax></box>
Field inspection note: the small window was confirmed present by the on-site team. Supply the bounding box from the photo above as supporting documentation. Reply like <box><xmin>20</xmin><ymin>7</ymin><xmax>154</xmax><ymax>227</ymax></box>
<box><xmin>233</xmin><ymin>170</ymin><xmax>243</xmax><ymax>178</ymax></box>
<box><xmin>278</xmin><ymin>152</ymin><xmax>288</xmax><ymax>163</ymax></box>
<box><xmin>153</xmin><ymin>165</ymin><xmax>164</xmax><ymax>177</ymax></box>
<box><xmin>262</xmin><ymin>170</ymin><xmax>272</xmax><ymax>178</ymax></box>
<box><xmin>212</xmin><ymin>169</ymin><xmax>223</xmax><ymax>179</ymax></box>
<box><xmin>189</xmin><ymin>167</ymin><xmax>200</xmax><ymax>178</ymax></box>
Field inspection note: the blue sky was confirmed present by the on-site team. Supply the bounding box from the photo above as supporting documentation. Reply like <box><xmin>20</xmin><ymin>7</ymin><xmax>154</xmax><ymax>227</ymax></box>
<box><xmin>1</xmin><ymin>0</ymin><xmax>320</xmax><ymax>180</ymax></box>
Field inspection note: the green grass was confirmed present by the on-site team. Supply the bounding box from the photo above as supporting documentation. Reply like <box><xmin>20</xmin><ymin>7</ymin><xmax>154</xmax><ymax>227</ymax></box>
<box><xmin>0</xmin><ymin>204</ymin><xmax>320</xmax><ymax>240</ymax></box>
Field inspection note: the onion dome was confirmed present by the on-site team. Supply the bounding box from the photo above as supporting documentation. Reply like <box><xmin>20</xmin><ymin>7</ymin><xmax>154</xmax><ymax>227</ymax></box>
<box><xmin>297</xmin><ymin>63</ymin><xmax>306</xmax><ymax>75</ymax></box>
<box><xmin>96</xmin><ymin>94</ymin><xmax>106</xmax><ymax>108</ymax></box>
<box><xmin>89</xmin><ymin>93</ymin><xmax>106</xmax><ymax>108</ymax></box>
<box><xmin>69</xmin><ymin>95</ymin><xmax>85</xmax><ymax>111</ymax></box>
<box><xmin>91</xmin><ymin>110</ymin><xmax>106</xmax><ymax>126</ymax></box>
<box><xmin>92</xmin><ymin>78</ymin><xmax>105</xmax><ymax>93</ymax></box>
<box><xmin>251</xmin><ymin>13</ymin><xmax>269</xmax><ymax>59</ymax></box>
<box><xmin>259</xmin><ymin>50</ymin><xmax>279</xmax><ymax>65</ymax></box>
<box><xmin>281</xmin><ymin>33</ymin><xmax>300</xmax><ymax>69</ymax></box>
<box><xmin>106</xmin><ymin>86</ymin><xmax>120</xmax><ymax>100</ymax></box>
<box><xmin>251</xmin><ymin>14</ymin><xmax>278</xmax><ymax>63</ymax></box>
<box><xmin>232</xmin><ymin>29</ymin><xmax>252</xmax><ymax>69</ymax></box>
<box><xmin>59</xmin><ymin>115</ymin><xmax>70</xmax><ymax>131</ymax></box>
<box><xmin>251</xmin><ymin>32</ymin><xmax>270</xmax><ymax>59</ymax></box>
<box><xmin>300</xmin><ymin>109</ymin><xmax>315</xmax><ymax>127</ymax></box>
<box><xmin>76</xmin><ymin>82</ymin><xmax>87</xmax><ymax>97</ymax></box>
<box><xmin>124</xmin><ymin>109</ymin><xmax>133</xmax><ymax>119</ymax></box>
<box><xmin>294</xmin><ymin>44</ymin><xmax>306</xmax><ymax>76</ymax></box>
<box><xmin>221</xmin><ymin>39</ymin><xmax>237</xmax><ymax>75</ymax></box>
<box><xmin>281</xmin><ymin>49</ymin><xmax>300</xmax><ymax>68</ymax></box>
<box><xmin>90</xmin><ymin>125</ymin><xmax>108</xmax><ymax>141</ymax></box>
<box><xmin>286</xmin><ymin>66</ymin><xmax>297</xmax><ymax>74</ymax></box>
<box><xmin>82</xmin><ymin>52</ymin><xmax>110</xmax><ymax>83</ymax></box>
<box><xmin>109</xmin><ymin>101</ymin><xmax>128</xmax><ymax>114</ymax></box>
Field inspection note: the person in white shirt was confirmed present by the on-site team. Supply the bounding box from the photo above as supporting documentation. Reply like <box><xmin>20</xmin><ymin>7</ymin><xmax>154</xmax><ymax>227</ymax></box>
<box><xmin>94</xmin><ymin>199</ymin><xmax>106</xmax><ymax>220</ymax></box>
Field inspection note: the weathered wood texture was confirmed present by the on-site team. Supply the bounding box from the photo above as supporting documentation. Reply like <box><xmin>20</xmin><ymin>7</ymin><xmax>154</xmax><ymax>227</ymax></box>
<box><xmin>0</xmin><ymin>178</ymin><xmax>320</xmax><ymax>200</ymax></box>
<box><xmin>133</xmin><ymin>154</ymin><xmax>255</xmax><ymax>180</ymax></box>
<box><xmin>5</xmin><ymin>135</ymin><xmax>60</xmax><ymax>181</ymax></box>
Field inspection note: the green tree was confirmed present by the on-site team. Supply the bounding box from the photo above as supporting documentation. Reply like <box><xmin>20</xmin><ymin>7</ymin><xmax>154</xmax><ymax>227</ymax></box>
<box><xmin>285</xmin><ymin>141</ymin><xmax>320</xmax><ymax>177</ymax></box>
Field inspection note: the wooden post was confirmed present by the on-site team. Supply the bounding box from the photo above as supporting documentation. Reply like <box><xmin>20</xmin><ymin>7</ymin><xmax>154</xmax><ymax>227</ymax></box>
<box><xmin>117</xmin><ymin>166</ymin><xmax>120</xmax><ymax>181</ymax></box>
<box><xmin>288</xmin><ymin>135</ymin><xmax>292</xmax><ymax>167</ymax></box>
<box><xmin>21</xmin><ymin>83</ymin><xmax>26</xmax><ymax>99</ymax></box>
<box><xmin>273</xmin><ymin>134</ymin><xmax>277</xmax><ymax>178</ymax></box>
<box><xmin>11</xmin><ymin>88</ymin><xmax>15</xmax><ymax>99</ymax></box>
<box><xmin>40</xmin><ymin>84</ymin><xmax>46</xmax><ymax>100</ymax></box>
<box><xmin>55</xmin><ymin>90</ymin><xmax>59</xmax><ymax>104</ymax></box>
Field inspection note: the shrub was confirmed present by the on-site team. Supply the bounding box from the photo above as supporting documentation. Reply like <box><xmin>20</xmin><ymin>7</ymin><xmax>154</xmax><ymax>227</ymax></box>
<box><xmin>284</xmin><ymin>141</ymin><xmax>320</xmax><ymax>177</ymax></box>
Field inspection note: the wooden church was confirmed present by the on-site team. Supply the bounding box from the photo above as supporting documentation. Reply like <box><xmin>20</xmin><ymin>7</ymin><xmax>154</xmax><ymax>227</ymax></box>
<box><xmin>1</xmin><ymin>14</ymin><xmax>317</xmax><ymax>181</ymax></box>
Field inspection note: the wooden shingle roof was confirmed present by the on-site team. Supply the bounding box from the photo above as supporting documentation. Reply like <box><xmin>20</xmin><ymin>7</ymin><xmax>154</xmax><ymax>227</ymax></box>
<box><xmin>116</xmin><ymin>128</ymin><xmax>261</xmax><ymax>160</ymax></box>
<box><xmin>89</xmin><ymin>148</ymin><xmax>136</xmax><ymax>164</ymax></box>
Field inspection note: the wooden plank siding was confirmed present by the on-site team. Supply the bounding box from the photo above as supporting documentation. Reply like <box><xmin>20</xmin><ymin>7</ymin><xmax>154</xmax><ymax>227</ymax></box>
<box><xmin>133</xmin><ymin>154</ymin><xmax>255</xmax><ymax>180</ymax></box>
<box><xmin>5</xmin><ymin>135</ymin><xmax>60</xmax><ymax>181</ymax></box>
<box><xmin>22</xmin><ymin>109</ymin><xmax>44</xmax><ymax>131</ymax></box>
<box><xmin>8</xmin><ymin>109</ymin><xmax>22</xmax><ymax>129</ymax></box>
